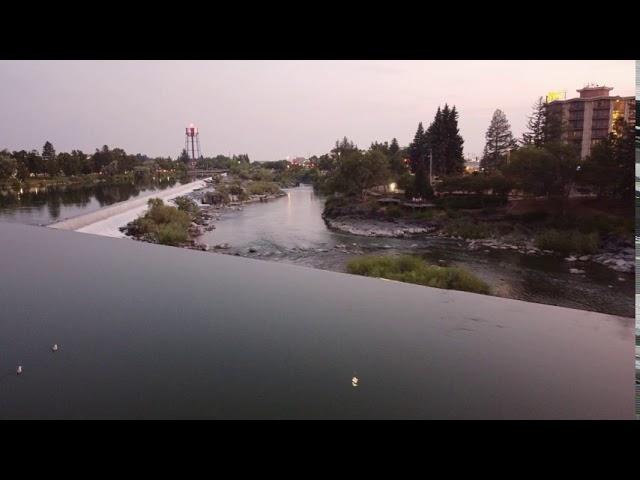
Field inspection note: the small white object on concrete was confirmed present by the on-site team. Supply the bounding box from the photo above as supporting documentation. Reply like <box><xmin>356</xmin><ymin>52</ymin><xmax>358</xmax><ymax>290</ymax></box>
<box><xmin>16</xmin><ymin>366</ymin><xmax>22</xmax><ymax>375</ymax></box>
<box><xmin>352</xmin><ymin>376</ymin><xmax>359</xmax><ymax>387</ymax></box>
<box><xmin>52</xmin><ymin>344</ymin><xmax>58</xmax><ymax>352</ymax></box>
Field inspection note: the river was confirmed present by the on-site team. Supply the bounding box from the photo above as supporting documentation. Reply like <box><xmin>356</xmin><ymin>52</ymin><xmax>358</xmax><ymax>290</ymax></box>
<box><xmin>202</xmin><ymin>185</ymin><xmax>634</xmax><ymax>317</ymax></box>
<box><xmin>0</xmin><ymin>177</ymin><xmax>187</xmax><ymax>226</ymax></box>
<box><xmin>0</xmin><ymin>181</ymin><xmax>633</xmax><ymax>317</ymax></box>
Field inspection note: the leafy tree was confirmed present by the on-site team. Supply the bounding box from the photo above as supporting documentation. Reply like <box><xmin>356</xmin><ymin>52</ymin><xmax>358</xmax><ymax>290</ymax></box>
<box><xmin>0</xmin><ymin>154</ymin><xmax>17</xmax><ymax>180</ymax></box>
<box><xmin>316</xmin><ymin>154</ymin><xmax>335</xmax><ymax>172</ymax></box>
<box><xmin>389</xmin><ymin>147</ymin><xmax>409</xmax><ymax>177</ymax></box>
<box><xmin>232</xmin><ymin>154</ymin><xmax>250</xmax><ymax>164</ymax></box>
<box><xmin>331</xmin><ymin>137</ymin><xmax>358</xmax><ymax>158</ymax></box>
<box><xmin>502</xmin><ymin>143</ymin><xmax>579</xmax><ymax>202</ymax></box>
<box><xmin>324</xmin><ymin>149</ymin><xmax>390</xmax><ymax>199</ymax></box>
<box><xmin>580</xmin><ymin>122</ymin><xmax>634</xmax><ymax>201</ymax></box>
<box><xmin>481</xmin><ymin>109</ymin><xmax>517</xmax><ymax>171</ymax></box>
<box><xmin>521</xmin><ymin>97</ymin><xmax>546</xmax><ymax>147</ymax></box>
<box><xmin>370</xmin><ymin>141</ymin><xmax>390</xmax><ymax>157</ymax></box>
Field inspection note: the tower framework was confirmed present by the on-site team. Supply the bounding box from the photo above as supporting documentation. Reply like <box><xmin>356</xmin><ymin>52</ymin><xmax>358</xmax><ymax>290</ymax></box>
<box><xmin>184</xmin><ymin>124</ymin><xmax>202</xmax><ymax>168</ymax></box>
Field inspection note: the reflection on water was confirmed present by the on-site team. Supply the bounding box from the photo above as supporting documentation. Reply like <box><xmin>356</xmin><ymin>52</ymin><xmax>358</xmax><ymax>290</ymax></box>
<box><xmin>0</xmin><ymin>178</ymin><xmax>184</xmax><ymax>226</ymax></box>
<box><xmin>204</xmin><ymin>186</ymin><xmax>634</xmax><ymax>317</ymax></box>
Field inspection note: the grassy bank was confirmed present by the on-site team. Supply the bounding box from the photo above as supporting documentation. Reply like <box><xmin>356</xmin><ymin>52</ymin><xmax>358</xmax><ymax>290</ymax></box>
<box><xmin>346</xmin><ymin>255</ymin><xmax>490</xmax><ymax>295</ymax></box>
<box><xmin>534</xmin><ymin>229</ymin><xmax>600</xmax><ymax>254</ymax></box>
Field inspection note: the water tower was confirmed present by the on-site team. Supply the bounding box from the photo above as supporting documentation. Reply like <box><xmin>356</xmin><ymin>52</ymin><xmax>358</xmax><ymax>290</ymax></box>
<box><xmin>184</xmin><ymin>123</ymin><xmax>202</xmax><ymax>169</ymax></box>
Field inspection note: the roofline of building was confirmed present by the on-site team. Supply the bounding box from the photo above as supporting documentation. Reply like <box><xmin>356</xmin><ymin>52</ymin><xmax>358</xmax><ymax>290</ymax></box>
<box><xmin>547</xmin><ymin>95</ymin><xmax>634</xmax><ymax>104</ymax></box>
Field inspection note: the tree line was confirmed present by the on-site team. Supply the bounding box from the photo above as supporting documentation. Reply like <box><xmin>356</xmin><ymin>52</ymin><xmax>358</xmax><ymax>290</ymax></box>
<box><xmin>309</xmin><ymin>96</ymin><xmax>635</xmax><ymax>205</ymax></box>
<box><xmin>0</xmin><ymin>142</ymin><xmax>186</xmax><ymax>182</ymax></box>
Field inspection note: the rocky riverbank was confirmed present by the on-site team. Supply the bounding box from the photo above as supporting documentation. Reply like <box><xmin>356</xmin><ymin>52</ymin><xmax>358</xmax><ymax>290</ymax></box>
<box><xmin>324</xmin><ymin>216</ymin><xmax>436</xmax><ymax>237</ymax></box>
<box><xmin>324</xmin><ymin>214</ymin><xmax>635</xmax><ymax>274</ymax></box>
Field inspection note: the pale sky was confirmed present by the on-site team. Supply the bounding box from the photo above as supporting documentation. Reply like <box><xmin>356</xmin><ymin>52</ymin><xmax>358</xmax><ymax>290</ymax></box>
<box><xmin>0</xmin><ymin>60</ymin><xmax>634</xmax><ymax>161</ymax></box>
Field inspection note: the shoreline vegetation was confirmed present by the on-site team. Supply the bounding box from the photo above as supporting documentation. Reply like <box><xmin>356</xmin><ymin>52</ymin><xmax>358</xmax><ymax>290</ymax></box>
<box><xmin>346</xmin><ymin>255</ymin><xmax>491</xmax><ymax>295</ymax></box>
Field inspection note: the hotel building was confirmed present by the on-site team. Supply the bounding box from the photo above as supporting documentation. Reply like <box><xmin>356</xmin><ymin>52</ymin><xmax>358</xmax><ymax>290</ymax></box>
<box><xmin>546</xmin><ymin>85</ymin><xmax>635</xmax><ymax>159</ymax></box>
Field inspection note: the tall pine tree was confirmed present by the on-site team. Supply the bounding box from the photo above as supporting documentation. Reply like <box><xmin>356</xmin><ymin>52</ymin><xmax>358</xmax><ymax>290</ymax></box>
<box><xmin>42</xmin><ymin>141</ymin><xmax>59</xmax><ymax>176</ymax></box>
<box><xmin>389</xmin><ymin>138</ymin><xmax>400</xmax><ymax>156</ymax></box>
<box><xmin>408</xmin><ymin>122</ymin><xmax>427</xmax><ymax>174</ymax></box>
<box><xmin>481</xmin><ymin>109</ymin><xmax>517</xmax><ymax>171</ymax></box>
<box><xmin>426</xmin><ymin>104</ymin><xmax>465</xmax><ymax>176</ymax></box>
<box><xmin>521</xmin><ymin>97</ymin><xmax>546</xmax><ymax>147</ymax></box>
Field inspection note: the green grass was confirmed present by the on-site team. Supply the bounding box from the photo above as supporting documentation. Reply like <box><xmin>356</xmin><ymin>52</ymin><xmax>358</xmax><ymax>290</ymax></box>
<box><xmin>346</xmin><ymin>255</ymin><xmax>490</xmax><ymax>295</ymax></box>
<box><xmin>534</xmin><ymin>229</ymin><xmax>600</xmax><ymax>254</ymax></box>
<box><xmin>443</xmin><ymin>217</ymin><xmax>492</xmax><ymax>239</ymax></box>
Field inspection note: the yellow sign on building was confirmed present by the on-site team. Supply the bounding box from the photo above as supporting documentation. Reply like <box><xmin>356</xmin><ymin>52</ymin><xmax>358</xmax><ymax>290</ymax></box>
<box><xmin>546</xmin><ymin>91</ymin><xmax>566</xmax><ymax>103</ymax></box>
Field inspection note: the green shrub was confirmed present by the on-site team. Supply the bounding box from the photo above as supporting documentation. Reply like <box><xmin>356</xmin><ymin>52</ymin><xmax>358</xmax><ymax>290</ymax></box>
<box><xmin>534</xmin><ymin>229</ymin><xmax>600</xmax><ymax>254</ymax></box>
<box><xmin>411</xmin><ymin>209</ymin><xmax>435</xmax><ymax>221</ymax></box>
<box><xmin>384</xmin><ymin>205</ymin><xmax>404</xmax><ymax>218</ymax></box>
<box><xmin>346</xmin><ymin>255</ymin><xmax>490</xmax><ymax>295</ymax></box>
<box><xmin>443</xmin><ymin>217</ymin><xmax>491</xmax><ymax>239</ymax></box>
<box><xmin>156</xmin><ymin>222</ymin><xmax>189</xmax><ymax>245</ymax></box>
<box><xmin>126</xmin><ymin>198</ymin><xmax>192</xmax><ymax>246</ymax></box>
<box><xmin>437</xmin><ymin>194</ymin><xmax>508</xmax><ymax>210</ymax></box>
<box><xmin>203</xmin><ymin>190</ymin><xmax>229</xmax><ymax>205</ymax></box>
<box><xmin>174</xmin><ymin>196</ymin><xmax>199</xmax><ymax>214</ymax></box>
<box><xmin>246</xmin><ymin>181</ymin><xmax>281</xmax><ymax>195</ymax></box>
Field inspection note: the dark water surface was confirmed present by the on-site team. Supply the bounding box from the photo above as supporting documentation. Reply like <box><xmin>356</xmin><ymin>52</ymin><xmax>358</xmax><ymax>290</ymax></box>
<box><xmin>203</xmin><ymin>186</ymin><xmax>634</xmax><ymax>317</ymax></box>
<box><xmin>0</xmin><ymin>223</ymin><xmax>633</xmax><ymax>419</ymax></box>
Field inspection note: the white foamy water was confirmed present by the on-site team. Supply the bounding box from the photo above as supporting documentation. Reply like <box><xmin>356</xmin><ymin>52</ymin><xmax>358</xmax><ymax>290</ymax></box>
<box><xmin>50</xmin><ymin>178</ymin><xmax>209</xmax><ymax>238</ymax></box>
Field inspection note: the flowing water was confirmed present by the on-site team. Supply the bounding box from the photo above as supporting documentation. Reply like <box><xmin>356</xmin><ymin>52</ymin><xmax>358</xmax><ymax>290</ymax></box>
<box><xmin>202</xmin><ymin>185</ymin><xmax>634</xmax><ymax>317</ymax></box>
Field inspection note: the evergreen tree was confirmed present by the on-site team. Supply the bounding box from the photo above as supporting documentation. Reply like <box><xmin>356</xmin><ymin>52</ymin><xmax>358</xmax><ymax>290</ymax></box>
<box><xmin>445</xmin><ymin>105</ymin><xmax>465</xmax><ymax>174</ymax></box>
<box><xmin>521</xmin><ymin>97</ymin><xmax>546</xmax><ymax>147</ymax></box>
<box><xmin>481</xmin><ymin>109</ymin><xmax>517</xmax><ymax>171</ymax></box>
<box><xmin>542</xmin><ymin>106</ymin><xmax>564</xmax><ymax>144</ymax></box>
<box><xmin>413</xmin><ymin>156</ymin><xmax>433</xmax><ymax>199</ymax></box>
<box><xmin>178</xmin><ymin>149</ymin><xmax>191</xmax><ymax>164</ymax></box>
<box><xmin>426</xmin><ymin>105</ymin><xmax>465</xmax><ymax>176</ymax></box>
<box><xmin>408</xmin><ymin>122</ymin><xmax>427</xmax><ymax>173</ymax></box>
<box><xmin>426</xmin><ymin>107</ymin><xmax>443</xmax><ymax>174</ymax></box>
<box><xmin>42</xmin><ymin>141</ymin><xmax>58</xmax><ymax>176</ymax></box>
<box><xmin>42</xmin><ymin>141</ymin><xmax>56</xmax><ymax>163</ymax></box>
<box><xmin>389</xmin><ymin>138</ymin><xmax>400</xmax><ymax>156</ymax></box>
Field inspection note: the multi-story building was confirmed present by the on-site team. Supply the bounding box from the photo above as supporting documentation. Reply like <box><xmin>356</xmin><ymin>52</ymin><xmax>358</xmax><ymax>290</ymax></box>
<box><xmin>546</xmin><ymin>84</ymin><xmax>635</xmax><ymax>159</ymax></box>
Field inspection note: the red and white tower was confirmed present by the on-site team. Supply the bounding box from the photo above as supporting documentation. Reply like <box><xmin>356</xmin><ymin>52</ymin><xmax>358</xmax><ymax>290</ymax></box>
<box><xmin>184</xmin><ymin>123</ymin><xmax>202</xmax><ymax>168</ymax></box>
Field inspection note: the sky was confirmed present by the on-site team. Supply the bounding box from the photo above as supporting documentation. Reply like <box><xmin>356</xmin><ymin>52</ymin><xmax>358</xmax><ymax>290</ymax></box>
<box><xmin>0</xmin><ymin>60</ymin><xmax>634</xmax><ymax>162</ymax></box>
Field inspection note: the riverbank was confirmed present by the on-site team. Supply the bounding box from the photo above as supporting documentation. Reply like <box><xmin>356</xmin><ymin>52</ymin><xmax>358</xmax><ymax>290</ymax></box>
<box><xmin>322</xmin><ymin>193</ymin><xmax>635</xmax><ymax>275</ymax></box>
<box><xmin>325</xmin><ymin>216</ymin><xmax>634</xmax><ymax>274</ymax></box>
